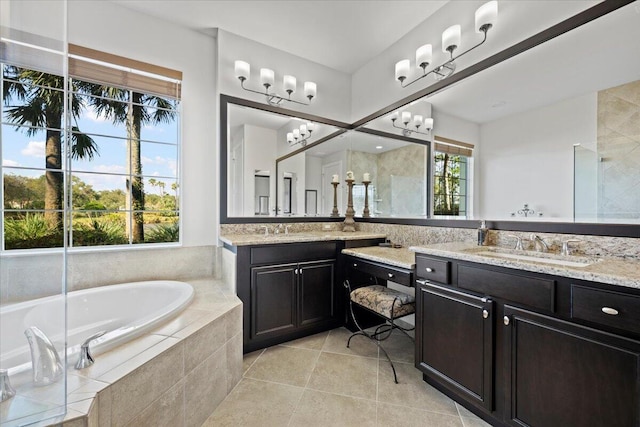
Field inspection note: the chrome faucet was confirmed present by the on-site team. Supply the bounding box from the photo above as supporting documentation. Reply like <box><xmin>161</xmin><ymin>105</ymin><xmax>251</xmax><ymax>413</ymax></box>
<box><xmin>0</xmin><ymin>369</ymin><xmax>16</xmax><ymax>402</ymax></box>
<box><xmin>260</xmin><ymin>225</ymin><xmax>269</xmax><ymax>236</ymax></box>
<box><xmin>24</xmin><ymin>326</ymin><xmax>64</xmax><ymax>386</ymax></box>
<box><xmin>530</xmin><ymin>234</ymin><xmax>549</xmax><ymax>252</ymax></box>
<box><xmin>75</xmin><ymin>330</ymin><xmax>106</xmax><ymax>370</ymax></box>
<box><xmin>284</xmin><ymin>225</ymin><xmax>291</xmax><ymax>235</ymax></box>
<box><xmin>274</xmin><ymin>224</ymin><xmax>283</xmax><ymax>234</ymax></box>
<box><xmin>508</xmin><ymin>234</ymin><xmax>524</xmax><ymax>250</ymax></box>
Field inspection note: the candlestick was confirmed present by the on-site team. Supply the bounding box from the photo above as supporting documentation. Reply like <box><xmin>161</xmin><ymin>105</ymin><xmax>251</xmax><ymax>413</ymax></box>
<box><xmin>362</xmin><ymin>180</ymin><xmax>371</xmax><ymax>218</ymax></box>
<box><xmin>331</xmin><ymin>182</ymin><xmax>340</xmax><ymax>217</ymax></box>
<box><xmin>343</xmin><ymin>178</ymin><xmax>356</xmax><ymax>232</ymax></box>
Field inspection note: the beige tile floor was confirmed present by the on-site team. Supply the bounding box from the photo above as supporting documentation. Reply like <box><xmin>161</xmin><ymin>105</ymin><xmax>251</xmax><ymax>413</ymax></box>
<box><xmin>202</xmin><ymin>327</ymin><xmax>492</xmax><ymax>427</ymax></box>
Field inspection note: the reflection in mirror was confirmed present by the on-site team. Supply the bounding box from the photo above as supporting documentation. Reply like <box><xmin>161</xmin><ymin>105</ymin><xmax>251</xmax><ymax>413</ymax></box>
<box><xmin>364</xmin><ymin>2</ymin><xmax>639</xmax><ymax>224</ymax></box>
<box><xmin>227</xmin><ymin>102</ymin><xmax>339</xmax><ymax>217</ymax></box>
<box><xmin>279</xmin><ymin>130</ymin><xmax>429</xmax><ymax>218</ymax></box>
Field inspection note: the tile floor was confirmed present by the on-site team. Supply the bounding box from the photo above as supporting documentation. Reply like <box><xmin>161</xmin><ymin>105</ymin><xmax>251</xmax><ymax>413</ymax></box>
<box><xmin>202</xmin><ymin>327</ymin><xmax>491</xmax><ymax>427</ymax></box>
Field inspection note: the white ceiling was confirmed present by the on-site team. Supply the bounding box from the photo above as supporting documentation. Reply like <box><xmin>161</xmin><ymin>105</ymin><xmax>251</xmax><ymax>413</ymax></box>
<box><xmin>111</xmin><ymin>0</ymin><xmax>447</xmax><ymax>73</ymax></box>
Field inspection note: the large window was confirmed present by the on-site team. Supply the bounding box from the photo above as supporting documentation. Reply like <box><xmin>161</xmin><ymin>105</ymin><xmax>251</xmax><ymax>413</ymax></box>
<box><xmin>432</xmin><ymin>137</ymin><xmax>472</xmax><ymax>217</ymax></box>
<box><xmin>1</xmin><ymin>46</ymin><xmax>181</xmax><ymax>250</ymax></box>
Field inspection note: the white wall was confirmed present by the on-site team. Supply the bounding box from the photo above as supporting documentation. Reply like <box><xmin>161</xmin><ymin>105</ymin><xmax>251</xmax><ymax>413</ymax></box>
<box><xmin>69</xmin><ymin>1</ymin><xmax>217</xmax><ymax>247</ymax></box>
<box><xmin>305</xmin><ymin>155</ymin><xmax>323</xmax><ymax>215</ymax></box>
<box><xmin>216</xmin><ymin>29</ymin><xmax>352</xmax><ymax>122</ymax></box>
<box><xmin>478</xmin><ymin>92</ymin><xmax>596</xmax><ymax>220</ymax></box>
<box><xmin>243</xmin><ymin>125</ymin><xmax>277</xmax><ymax>216</ymax></box>
<box><xmin>350</xmin><ymin>1</ymin><xmax>596</xmax><ymax>122</ymax></box>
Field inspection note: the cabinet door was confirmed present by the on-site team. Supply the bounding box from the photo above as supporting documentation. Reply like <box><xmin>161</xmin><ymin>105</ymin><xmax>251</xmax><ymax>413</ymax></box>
<box><xmin>251</xmin><ymin>264</ymin><xmax>297</xmax><ymax>339</ymax></box>
<box><xmin>417</xmin><ymin>282</ymin><xmax>494</xmax><ymax>411</ymax></box>
<box><xmin>298</xmin><ymin>260</ymin><xmax>335</xmax><ymax>327</ymax></box>
<box><xmin>503</xmin><ymin>305</ymin><xmax>640</xmax><ymax>427</ymax></box>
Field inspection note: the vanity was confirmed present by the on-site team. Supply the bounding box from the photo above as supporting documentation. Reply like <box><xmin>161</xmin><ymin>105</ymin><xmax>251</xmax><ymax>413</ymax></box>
<box><xmin>411</xmin><ymin>242</ymin><xmax>640</xmax><ymax>427</ymax></box>
<box><xmin>220</xmin><ymin>232</ymin><xmax>385</xmax><ymax>352</ymax></box>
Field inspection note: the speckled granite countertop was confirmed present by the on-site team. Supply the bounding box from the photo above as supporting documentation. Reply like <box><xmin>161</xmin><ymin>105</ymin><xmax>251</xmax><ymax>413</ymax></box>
<box><xmin>410</xmin><ymin>242</ymin><xmax>640</xmax><ymax>290</ymax></box>
<box><xmin>341</xmin><ymin>246</ymin><xmax>416</xmax><ymax>270</ymax></box>
<box><xmin>220</xmin><ymin>231</ymin><xmax>386</xmax><ymax>246</ymax></box>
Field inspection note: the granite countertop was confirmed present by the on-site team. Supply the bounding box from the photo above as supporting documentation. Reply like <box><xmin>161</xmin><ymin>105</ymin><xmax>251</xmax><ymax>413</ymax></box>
<box><xmin>341</xmin><ymin>246</ymin><xmax>416</xmax><ymax>270</ymax></box>
<box><xmin>220</xmin><ymin>231</ymin><xmax>387</xmax><ymax>246</ymax></box>
<box><xmin>410</xmin><ymin>242</ymin><xmax>640</xmax><ymax>290</ymax></box>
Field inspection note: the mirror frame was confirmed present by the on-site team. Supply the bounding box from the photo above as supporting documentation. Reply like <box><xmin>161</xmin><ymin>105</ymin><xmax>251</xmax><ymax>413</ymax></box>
<box><xmin>220</xmin><ymin>0</ymin><xmax>640</xmax><ymax>237</ymax></box>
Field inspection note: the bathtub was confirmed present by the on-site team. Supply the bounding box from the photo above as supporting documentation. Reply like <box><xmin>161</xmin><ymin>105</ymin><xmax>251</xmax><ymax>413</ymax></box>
<box><xmin>0</xmin><ymin>280</ymin><xmax>194</xmax><ymax>375</ymax></box>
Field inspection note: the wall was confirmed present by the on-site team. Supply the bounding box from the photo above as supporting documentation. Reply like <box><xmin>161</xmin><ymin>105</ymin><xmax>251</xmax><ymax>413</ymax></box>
<box><xmin>478</xmin><ymin>92</ymin><xmax>596</xmax><ymax>220</ymax></box>
<box><xmin>216</xmin><ymin>29</ymin><xmax>352</xmax><ymax>122</ymax></box>
<box><xmin>305</xmin><ymin>155</ymin><xmax>323</xmax><ymax>215</ymax></box>
<box><xmin>376</xmin><ymin>145</ymin><xmax>427</xmax><ymax>217</ymax></box>
<box><xmin>350</xmin><ymin>1</ymin><xmax>596</xmax><ymax>122</ymax></box>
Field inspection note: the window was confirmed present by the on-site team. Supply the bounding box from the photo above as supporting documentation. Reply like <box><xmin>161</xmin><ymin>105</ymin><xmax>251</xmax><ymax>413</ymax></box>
<box><xmin>432</xmin><ymin>137</ymin><xmax>473</xmax><ymax>217</ymax></box>
<box><xmin>1</xmin><ymin>45</ymin><xmax>181</xmax><ymax>250</ymax></box>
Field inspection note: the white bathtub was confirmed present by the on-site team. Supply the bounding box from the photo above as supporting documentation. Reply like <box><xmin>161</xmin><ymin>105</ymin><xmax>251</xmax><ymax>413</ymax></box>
<box><xmin>0</xmin><ymin>280</ymin><xmax>194</xmax><ymax>375</ymax></box>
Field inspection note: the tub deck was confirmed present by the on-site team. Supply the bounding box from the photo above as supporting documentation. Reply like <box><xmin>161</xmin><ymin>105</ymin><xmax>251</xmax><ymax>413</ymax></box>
<box><xmin>8</xmin><ymin>277</ymin><xmax>242</xmax><ymax>427</ymax></box>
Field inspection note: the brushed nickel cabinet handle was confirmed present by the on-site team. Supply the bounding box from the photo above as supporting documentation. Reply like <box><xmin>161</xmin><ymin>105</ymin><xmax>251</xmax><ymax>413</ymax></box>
<box><xmin>388</xmin><ymin>273</ymin><xmax>394</xmax><ymax>278</ymax></box>
<box><xmin>503</xmin><ymin>316</ymin><xmax>510</xmax><ymax>326</ymax></box>
<box><xmin>601</xmin><ymin>307</ymin><xmax>619</xmax><ymax>316</ymax></box>
<box><xmin>482</xmin><ymin>309</ymin><xmax>489</xmax><ymax>319</ymax></box>
<box><xmin>425</xmin><ymin>267</ymin><xmax>434</xmax><ymax>273</ymax></box>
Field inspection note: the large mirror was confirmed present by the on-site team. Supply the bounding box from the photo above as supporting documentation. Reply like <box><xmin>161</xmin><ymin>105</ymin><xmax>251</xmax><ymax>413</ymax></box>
<box><xmin>221</xmin><ymin>2</ymin><xmax>639</xmax><ymax>232</ymax></box>
<box><xmin>360</xmin><ymin>1</ymin><xmax>640</xmax><ymax>225</ymax></box>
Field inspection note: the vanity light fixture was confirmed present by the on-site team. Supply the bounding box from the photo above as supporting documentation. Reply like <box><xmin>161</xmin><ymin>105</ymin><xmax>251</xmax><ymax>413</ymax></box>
<box><xmin>234</xmin><ymin>60</ymin><xmax>317</xmax><ymax>106</ymax></box>
<box><xmin>395</xmin><ymin>0</ymin><xmax>498</xmax><ymax>87</ymax></box>
<box><xmin>287</xmin><ymin>122</ymin><xmax>315</xmax><ymax>147</ymax></box>
<box><xmin>390</xmin><ymin>111</ymin><xmax>434</xmax><ymax>137</ymax></box>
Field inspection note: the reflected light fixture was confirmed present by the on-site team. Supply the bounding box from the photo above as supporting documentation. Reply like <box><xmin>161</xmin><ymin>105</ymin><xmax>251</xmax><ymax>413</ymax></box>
<box><xmin>390</xmin><ymin>111</ymin><xmax>434</xmax><ymax>137</ymax></box>
<box><xmin>287</xmin><ymin>122</ymin><xmax>316</xmax><ymax>147</ymax></box>
<box><xmin>234</xmin><ymin>60</ymin><xmax>317</xmax><ymax>106</ymax></box>
<box><xmin>395</xmin><ymin>0</ymin><xmax>498</xmax><ymax>87</ymax></box>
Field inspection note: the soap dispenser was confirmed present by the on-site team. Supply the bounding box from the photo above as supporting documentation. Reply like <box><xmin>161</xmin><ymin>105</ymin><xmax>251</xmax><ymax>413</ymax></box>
<box><xmin>478</xmin><ymin>220</ymin><xmax>488</xmax><ymax>246</ymax></box>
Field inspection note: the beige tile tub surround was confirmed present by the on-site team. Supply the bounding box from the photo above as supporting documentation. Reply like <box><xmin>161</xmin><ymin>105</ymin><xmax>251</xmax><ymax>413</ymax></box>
<box><xmin>34</xmin><ymin>277</ymin><xmax>242</xmax><ymax>427</ymax></box>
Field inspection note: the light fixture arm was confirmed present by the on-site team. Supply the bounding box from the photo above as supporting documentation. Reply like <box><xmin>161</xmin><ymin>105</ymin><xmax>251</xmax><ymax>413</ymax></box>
<box><xmin>239</xmin><ymin>79</ymin><xmax>312</xmax><ymax>106</ymax></box>
<box><xmin>289</xmin><ymin>130</ymin><xmax>313</xmax><ymax>147</ymax></box>
<box><xmin>400</xmin><ymin>27</ymin><xmax>489</xmax><ymax>88</ymax></box>
<box><xmin>391</xmin><ymin>117</ymin><xmax>432</xmax><ymax>138</ymax></box>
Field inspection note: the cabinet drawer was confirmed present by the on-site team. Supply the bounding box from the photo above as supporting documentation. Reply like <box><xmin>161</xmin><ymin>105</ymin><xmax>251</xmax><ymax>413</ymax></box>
<box><xmin>416</xmin><ymin>256</ymin><xmax>450</xmax><ymax>284</ymax></box>
<box><xmin>348</xmin><ymin>258</ymin><xmax>413</xmax><ymax>287</ymax></box>
<box><xmin>572</xmin><ymin>285</ymin><xmax>640</xmax><ymax>335</ymax></box>
<box><xmin>251</xmin><ymin>242</ymin><xmax>337</xmax><ymax>265</ymax></box>
<box><xmin>458</xmin><ymin>265</ymin><xmax>555</xmax><ymax>311</ymax></box>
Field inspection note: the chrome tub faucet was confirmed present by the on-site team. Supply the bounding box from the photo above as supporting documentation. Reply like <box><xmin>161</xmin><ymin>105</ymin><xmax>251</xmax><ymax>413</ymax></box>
<box><xmin>75</xmin><ymin>330</ymin><xmax>106</xmax><ymax>370</ymax></box>
<box><xmin>24</xmin><ymin>326</ymin><xmax>64</xmax><ymax>386</ymax></box>
<box><xmin>0</xmin><ymin>369</ymin><xmax>16</xmax><ymax>402</ymax></box>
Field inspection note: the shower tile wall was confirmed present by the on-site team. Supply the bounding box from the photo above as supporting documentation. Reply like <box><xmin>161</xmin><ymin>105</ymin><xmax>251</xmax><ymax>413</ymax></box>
<box><xmin>597</xmin><ymin>80</ymin><xmax>640</xmax><ymax>221</ymax></box>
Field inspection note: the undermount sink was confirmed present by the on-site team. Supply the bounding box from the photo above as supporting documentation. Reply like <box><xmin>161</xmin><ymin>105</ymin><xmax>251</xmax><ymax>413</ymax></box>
<box><xmin>470</xmin><ymin>248</ymin><xmax>599</xmax><ymax>268</ymax></box>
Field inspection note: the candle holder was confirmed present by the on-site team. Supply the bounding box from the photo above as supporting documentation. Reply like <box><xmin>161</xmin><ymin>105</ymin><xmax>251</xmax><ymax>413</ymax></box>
<box><xmin>362</xmin><ymin>180</ymin><xmax>371</xmax><ymax>218</ymax></box>
<box><xmin>330</xmin><ymin>182</ymin><xmax>340</xmax><ymax>217</ymax></box>
<box><xmin>343</xmin><ymin>179</ymin><xmax>356</xmax><ymax>232</ymax></box>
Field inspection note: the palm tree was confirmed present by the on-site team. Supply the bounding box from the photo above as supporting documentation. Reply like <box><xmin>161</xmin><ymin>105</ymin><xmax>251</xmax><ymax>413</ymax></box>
<box><xmin>88</xmin><ymin>87</ymin><xmax>176</xmax><ymax>242</ymax></box>
<box><xmin>3</xmin><ymin>66</ymin><xmax>98</xmax><ymax>229</ymax></box>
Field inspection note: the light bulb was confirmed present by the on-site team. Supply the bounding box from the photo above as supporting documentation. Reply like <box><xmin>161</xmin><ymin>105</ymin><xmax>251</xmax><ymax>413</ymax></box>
<box><xmin>283</xmin><ymin>75</ymin><xmax>296</xmax><ymax>94</ymax></box>
<box><xmin>234</xmin><ymin>60</ymin><xmax>250</xmax><ymax>80</ymax></box>
<box><xmin>304</xmin><ymin>82</ymin><xmax>317</xmax><ymax>100</ymax></box>
<box><xmin>442</xmin><ymin>25</ymin><xmax>461</xmax><ymax>54</ymax></box>
<box><xmin>416</xmin><ymin>45</ymin><xmax>432</xmax><ymax>69</ymax></box>
<box><xmin>260</xmin><ymin>68</ymin><xmax>274</xmax><ymax>88</ymax></box>
<box><xmin>395</xmin><ymin>59</ymin><xmax>410</xmax><ymax>82</ymax></box>
<box><xmin>476</xmin><ymin>1</ymin><xmax>498</xmax><ymax>33</ymax></box>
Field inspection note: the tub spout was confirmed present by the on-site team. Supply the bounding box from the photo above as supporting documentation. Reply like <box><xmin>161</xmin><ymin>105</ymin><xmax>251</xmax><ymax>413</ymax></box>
<box><xmin>75</xmin><ymin>330</ymin><xmax>106</xmax><ymax>370</ymax></box>
<box><xmin>24</xmin><ymin>326</ymin><xmax>64</xmax><ymax>386</ymax></box>
<box><xmin>0</xmin><ymin>369</ymin><xmax>16</xmax><ymax>402</ymax></box>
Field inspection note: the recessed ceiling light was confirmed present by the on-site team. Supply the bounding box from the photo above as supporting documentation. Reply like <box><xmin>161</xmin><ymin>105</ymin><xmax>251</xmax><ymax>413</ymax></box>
<box><xmin>376</xmin><ymin>145</ymin><xmax>383</xmax><ymax>149</ymax></box>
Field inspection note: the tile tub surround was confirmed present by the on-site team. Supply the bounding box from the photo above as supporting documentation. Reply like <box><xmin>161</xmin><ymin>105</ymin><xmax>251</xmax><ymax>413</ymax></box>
<box><xmin>18</xmin><ymin>277</ymin><xmax>242</xmax><ymax>427</ymax></box>
<box><xmin>411</xmin><ymin>241</ymin><xmax>640</xmax><ymax>290</ymax></box>
<box><xmin>1</xmin><ymin>245</ymin><xmax>217</xmax><ymax>303</ymax></box>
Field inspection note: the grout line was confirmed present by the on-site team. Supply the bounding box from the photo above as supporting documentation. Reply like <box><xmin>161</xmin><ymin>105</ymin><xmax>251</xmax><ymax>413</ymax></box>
<box><xmin>242</xmin><ymin>348</ymin><xmax>265</xmax><ymax>377</ymax></box>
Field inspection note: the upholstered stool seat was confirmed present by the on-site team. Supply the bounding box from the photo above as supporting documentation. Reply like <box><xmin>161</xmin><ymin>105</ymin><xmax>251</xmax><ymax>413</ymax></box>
<box><xmin>350</xmin><ymin>285</ymin><xmax>415</xmax><ymax>319</ymax></box>
<box><xmin>344</xmin><ymin>280</ymin><xmax>416</xmax><ymax>384</ymax></box>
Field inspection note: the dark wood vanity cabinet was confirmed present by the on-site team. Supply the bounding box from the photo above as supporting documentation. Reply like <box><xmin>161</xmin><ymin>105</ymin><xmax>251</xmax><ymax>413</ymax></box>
<box><xmin>415</xmin><ymin>254</ymin><xmax>640</xmax><ymax>427</ymax></box>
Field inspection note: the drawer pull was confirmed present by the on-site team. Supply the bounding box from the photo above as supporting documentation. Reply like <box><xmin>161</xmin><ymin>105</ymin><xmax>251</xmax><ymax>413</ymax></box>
<box><xmin>601</xmin><ymin>307</ymin><xmax>619</xmax><ymax>316</ymax></box>
<box><xmin>388</xmin><ymin>273</ymin><xmax>394</xmax><ymax>278</ymax></box>
<box><xmin>353</xmin><ymin>263</ymin><xmax>358</xmax><ymax>267</ymax></box>
<box><xmin>482</xmin><ymin>309</ymin><xmax>489</xmax><ymax>319</ymax></box>
<box><xmin>503</xmin><ymin>316</ymin><xmax>510</xmax><ymax>326</ymax></box>
<box><xmin>425</xmin><ymin>267</ymin><xmax>434</xmax><ymax>273</ymax></box>
<box><xmin>416</xmin><ymin>279</ymin><xmax>428</xmax><ymax>286</ymax></box>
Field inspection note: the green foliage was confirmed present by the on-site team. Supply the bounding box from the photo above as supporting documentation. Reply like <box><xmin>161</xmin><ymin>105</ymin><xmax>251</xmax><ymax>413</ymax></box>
<box><xmin>433</xmin><ymin>152</ymin><xmax>467</xmax><ymax>216</ymax></box>
<box><xmin>72</xmin><ymin>217</ymin><xmax>127</xmax><ymax>246</ymax></box>
<box><xmin>145</xmin><ymin>222</ymin><xmax>179</xmax><ymax>243</ymax></box>
<box><xmin>4</xmin><ymin>213</ymin><xmax>62</xmax><ymax>249</ymax></box>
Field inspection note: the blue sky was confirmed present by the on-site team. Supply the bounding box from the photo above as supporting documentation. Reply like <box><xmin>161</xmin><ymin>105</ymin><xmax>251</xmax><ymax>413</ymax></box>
<box><xmin>2</xmin><ymin>103</ymin><xmax>179</xmax><ymax>194</ymax></box>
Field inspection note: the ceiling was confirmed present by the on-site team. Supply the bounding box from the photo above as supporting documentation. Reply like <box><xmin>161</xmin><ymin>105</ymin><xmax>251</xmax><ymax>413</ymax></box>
<box><xmin>111</xmin><ymin>0</ymin><xmax>447</xmax><ymax>73</ymax></box>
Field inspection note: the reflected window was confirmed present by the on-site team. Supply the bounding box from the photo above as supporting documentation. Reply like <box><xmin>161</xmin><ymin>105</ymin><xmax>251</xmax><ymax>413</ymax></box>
<box><xmin>433</xmin><ymin>149</ymin><xmax>469</xmax><ymax>217</ymax></box>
